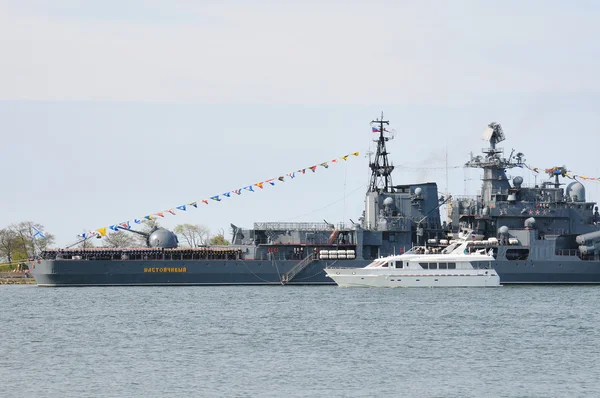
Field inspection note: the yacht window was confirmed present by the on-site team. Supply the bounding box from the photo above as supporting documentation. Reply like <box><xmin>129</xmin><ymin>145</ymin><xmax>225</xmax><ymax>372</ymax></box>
<box><xmin>381</xmin><ymin>262</ymin><xmax>389</xmax><ymax>268</ymax></box>
<box><xmin>439</xmin><ymin>263</ymin><xmax>447</xmax><ymax>269</ymax></box>
<box><xmin>420</xmin><ymin>263</ymin><xmax>429</xmax><ymax>269</ymax></box>
<box><xmin>429</xmin><ymin>263</ymin><xmax>438</xmax><ymax>270</ymax></box>
<box><xmin>396</xmin><ymin>262</ymin><xmax>403</xmax><ymax>269</ymax></box>
<box><xmin>447</xmin><ymin>263</ymin><xmax>456</xmax><ymax>269</ymax></box>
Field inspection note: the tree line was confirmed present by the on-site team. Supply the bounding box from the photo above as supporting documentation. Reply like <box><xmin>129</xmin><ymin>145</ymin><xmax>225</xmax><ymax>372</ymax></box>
<box><xmin>0</xmin><ymin>220</ymin><xmax>230</xmax><ymax>265</ymax></box>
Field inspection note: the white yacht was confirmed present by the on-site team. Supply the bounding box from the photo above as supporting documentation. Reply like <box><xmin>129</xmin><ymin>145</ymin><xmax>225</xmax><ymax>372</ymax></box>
<box><xmin>324</xmin><ymin>241</ymin><xmax>500</xmax><ymax>288</ymax></box>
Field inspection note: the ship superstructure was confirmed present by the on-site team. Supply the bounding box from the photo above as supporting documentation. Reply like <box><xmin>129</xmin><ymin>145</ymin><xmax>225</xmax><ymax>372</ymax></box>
<box><xmin>31</xmin><ymin>115</ymin><xmax>447</xmax><ymax>286</ymax></box>
<box><xmin>448</xmin><ymin>122</ymin><xmax>600</xmax><ymax>282</ymax></box>
<box><xmin>30</xmin><ymin>119</ymin><xmax>600</xmax><ymax>286</ymax></box>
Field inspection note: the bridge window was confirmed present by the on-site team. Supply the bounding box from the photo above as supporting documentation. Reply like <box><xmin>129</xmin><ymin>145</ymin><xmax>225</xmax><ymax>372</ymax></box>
<box><xmin>420</xmin><ymin>263</ymin><xmax>428</xmax><ymax>269</ymax></box>
<box><xmin>429</xmin><ymin>263</ymin><xmax>438</xmax><ymax>270</ymax></box>
<box><xmin>506</xmin><ymin>249</ymin><xmax>529</xmax><ymax>261</ymax></box>
<box><xmin>448</xmin><ymin>263</ymin><xmax>456</xmax><ymax>269</ymax></box>
<box><xmin>439</xmin><ymin>263</ymin><xmax>447</xmax><ymax>269</ymax></box>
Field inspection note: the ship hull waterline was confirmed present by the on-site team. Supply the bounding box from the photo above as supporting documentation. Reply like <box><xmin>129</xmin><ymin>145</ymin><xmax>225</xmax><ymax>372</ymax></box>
<box><xmin>29</xmin><ymin>259</ymin><xmax>600</xmax><ymax>286</ymax></box>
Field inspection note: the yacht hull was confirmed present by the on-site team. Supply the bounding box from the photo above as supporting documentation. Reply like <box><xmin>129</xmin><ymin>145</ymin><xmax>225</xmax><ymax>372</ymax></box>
<box><xmin>324</xmin><ymin>270</ymin><xmax>500</xmax><ymax>288</ymax></box>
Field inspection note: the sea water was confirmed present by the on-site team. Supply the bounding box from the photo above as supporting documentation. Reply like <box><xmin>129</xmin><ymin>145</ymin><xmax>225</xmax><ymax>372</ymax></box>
<box><xmin>1</xmin><ymin>285</ymin><xmax>599</xmax><ymax>398</ymax></box>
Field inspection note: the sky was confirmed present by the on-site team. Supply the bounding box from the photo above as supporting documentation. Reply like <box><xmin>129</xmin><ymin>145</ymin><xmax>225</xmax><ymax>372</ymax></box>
<box><xmin>1</xmin><ymin>1</ymin><xmax>600</xmax><ymax>247</ymax></box>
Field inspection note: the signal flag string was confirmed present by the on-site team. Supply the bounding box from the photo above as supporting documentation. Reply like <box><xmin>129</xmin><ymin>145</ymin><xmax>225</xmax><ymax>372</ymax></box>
<box><xmin>81</xmin><ymin>152</ymin><xmax>361</xmax><ymax>238</ymax></box>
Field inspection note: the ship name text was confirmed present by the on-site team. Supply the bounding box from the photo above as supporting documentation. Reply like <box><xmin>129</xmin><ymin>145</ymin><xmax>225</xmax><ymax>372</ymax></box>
<box><xmin>143</xmin><ymin>267</ymin><xmax>187</xmax><ymax>273</ymax></box>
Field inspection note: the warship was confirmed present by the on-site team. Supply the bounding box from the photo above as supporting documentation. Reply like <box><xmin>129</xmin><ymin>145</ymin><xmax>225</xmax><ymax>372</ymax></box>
<box><xmin>29</xmin><ymin>118</ymin><xmax>600</xmax><ymax>286</ymax></box>
<box><xmin>448</xmin><ymin>122</ymin><xmax>600</xmax><ymax>283</ymax></box>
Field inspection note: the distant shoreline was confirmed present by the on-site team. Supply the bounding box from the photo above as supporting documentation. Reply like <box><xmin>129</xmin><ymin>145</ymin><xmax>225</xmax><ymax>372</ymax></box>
<box><xmin>0</xmin><ymin>272</ymin><xmax>36</xmax><ymax>285</ymax></box>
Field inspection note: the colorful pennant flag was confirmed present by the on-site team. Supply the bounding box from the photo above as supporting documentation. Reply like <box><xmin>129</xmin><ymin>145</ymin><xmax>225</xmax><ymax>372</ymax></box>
<box><xmin>85</xmin><ymin>150</ymin><xmax>361</xmax><ymax>238</ymax></box>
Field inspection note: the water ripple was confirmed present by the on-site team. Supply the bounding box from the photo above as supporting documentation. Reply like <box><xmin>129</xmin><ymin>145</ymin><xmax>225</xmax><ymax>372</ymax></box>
<box><xmin>1</xmin><ymin>285</ymin><xmax>600</xmax><ymax>397</ymax></box>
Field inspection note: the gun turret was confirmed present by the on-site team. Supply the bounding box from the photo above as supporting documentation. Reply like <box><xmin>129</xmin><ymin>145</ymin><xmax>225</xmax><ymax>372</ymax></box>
<box><xmin>118</xmin><ymin>226</ymin><xmax>179</xmax><ymax>248</ymax></box>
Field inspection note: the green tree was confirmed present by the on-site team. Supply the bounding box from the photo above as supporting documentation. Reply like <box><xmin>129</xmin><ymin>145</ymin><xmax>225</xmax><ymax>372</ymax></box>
<box><xmin>75</xmin><ymin>237</ymin><xmax>96</xmax><ymax>249</ymax></box>
<box><xmin>0</xmin><ymin>228</ymin><xmax>19</xmax><ymax>264</ymax></box>
<box><xmin>209</xmin><ymin>229</ymin><xmax>230</xmax><ymax>245</ymax></box>
<box><xmin>104</xmin><ymin>231</ymin><xmax>138</xmax><ymax>248</ymax></box>
<box><xmin>174</xmin><ymin>223</ymin><xmax>210</xmax><ymax>247</ymax></box>
<box><xmin>0</xmin><ymin>222</ymin><xmax>55</xmax><ymax>266</ymax></box>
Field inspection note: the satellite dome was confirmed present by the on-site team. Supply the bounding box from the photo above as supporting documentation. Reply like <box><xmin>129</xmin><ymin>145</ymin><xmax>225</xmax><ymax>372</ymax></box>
<box><xmin>566</xmin><ymin>182</ymin><xmax>585</xmax><ymax>202</ymax></box>
<box><xmin>414</xmin><ymin>187</ymin><xmax>422</xmax><ymax>197</ymax></box>
<box><xmin>148</xmin><ymin>228</ymin><xmax>179</xmax><ymax>248</ymax></box>
<box><xmin>524</xmin><ymin>217</ymin><xmax>537</xmax><ymax>229</ymax></box>
<box><xmin>513</xmin><ymin>176</ymin><xmax>523</xmax><ymax>188</ymax></box>
<box><xmin>498</xmin><ymin>226</ymin><xmax>509</xmax><ymax>235</ymax></box>
<box><xmin>383</xmin><ymin>197</ymin><xmax>394</xmax><ymax>207</ymax></box>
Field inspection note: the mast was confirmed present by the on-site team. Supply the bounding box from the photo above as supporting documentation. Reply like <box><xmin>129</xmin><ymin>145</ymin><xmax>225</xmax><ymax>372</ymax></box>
<box><xmin>368</xmin><ymin>112</ymin><xmax>395</xmax><ymax>193</ymax></box>
<box><xmin>465</xmin><ymin>122</ymin><xmax>515</xmax><ymax>204</ymax></box>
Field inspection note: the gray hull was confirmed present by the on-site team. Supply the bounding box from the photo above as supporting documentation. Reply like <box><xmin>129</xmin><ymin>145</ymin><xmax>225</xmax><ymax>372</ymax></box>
<box><xmin>29</xmin><ymin>259</ymin><xmax>371</xmax><ymax>286</ymax></box>
<box><xmin>494</xmin><ymin>261</ymin><xmax>600</xmax><ymax>284</ymax></box>
<box><xmin>30</xmin><ymin>258</ymin><xmax>600</xmax><ymax>286</ymax></box>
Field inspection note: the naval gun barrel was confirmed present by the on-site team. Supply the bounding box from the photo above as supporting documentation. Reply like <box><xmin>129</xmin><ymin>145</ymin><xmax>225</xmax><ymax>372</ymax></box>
<box><xmin>579</xmin><ymin>245</ymin><xmax>596</xmax><ymax>255</ymax></box>
<box><xmin>575</xmin><ymin>230</ymin><xmax>600</xmax><ymax>245</ymax></box>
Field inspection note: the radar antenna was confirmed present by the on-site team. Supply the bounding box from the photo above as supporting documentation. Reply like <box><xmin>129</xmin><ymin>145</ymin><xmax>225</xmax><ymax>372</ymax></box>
<box><xmin>483</xmin><ymin>122</ymin><xmax>505</xmax><ymax>149</ymax></box>
<box><xmin>368</xmin><ymin>112</ymin><xmax>395</xmax><ymax>193</ymax></box>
